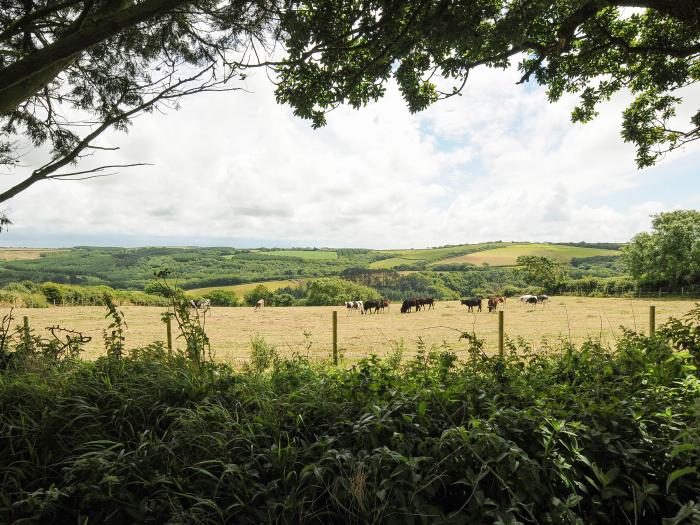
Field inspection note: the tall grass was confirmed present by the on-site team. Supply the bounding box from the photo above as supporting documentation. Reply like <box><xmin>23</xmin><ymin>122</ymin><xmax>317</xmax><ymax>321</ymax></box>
<box><xmin>0</xmin><ymin>307</ymin><xmax>698</xmax><ymax>523</ymax></box>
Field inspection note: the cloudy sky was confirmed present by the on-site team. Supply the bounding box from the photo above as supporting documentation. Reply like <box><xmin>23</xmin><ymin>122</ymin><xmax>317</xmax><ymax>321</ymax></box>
<box><xmin>1</xmin><ymin>64</ymin><xmax>698</xmax><ymax>249</ymax></box>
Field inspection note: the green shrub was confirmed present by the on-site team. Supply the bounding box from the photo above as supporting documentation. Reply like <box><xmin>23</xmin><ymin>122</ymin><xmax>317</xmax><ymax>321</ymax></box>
<box><xmin>244</xmin><ymin>284</ymin><xmax>272</xmax><ymax>306</ymax></box>
<box><xmin>202</xmin><ymin>289</ymin><xmax>239</xmax><ymax>306</ymax></box>
<box><xmin>248</xmin><ymin>335</ymin><xmax>279</xmax><ymax>372</ymax></box>
<box><xmin>40</xmin><ymin>282</ymin><xmax>62</xmax><ymax>303</ymax></box>
<box><xmin>270</xmin><ymin>291</ymin><xmax>295</xmax><ymax>306</ymax></box>
<box><xmin>305</xmin><ymin>277</ymin><xmax>380</xmax><ymax>305</ymax></box>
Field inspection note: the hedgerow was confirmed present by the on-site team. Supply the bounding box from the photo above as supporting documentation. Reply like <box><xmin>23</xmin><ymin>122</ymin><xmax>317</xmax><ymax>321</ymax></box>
<box><xmin>0</xmin><ymin>306</ymin><xmax>698</xmax><ymax>524</ymax></box>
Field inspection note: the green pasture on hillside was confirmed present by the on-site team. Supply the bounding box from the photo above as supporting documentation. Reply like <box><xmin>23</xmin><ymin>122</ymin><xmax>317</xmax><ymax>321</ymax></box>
<box><xmin>432</xmin><ymin>243</ymin><xmax>620</xmax><ymax>267</ymax></box>
<box><xmin>369</xmin><ymin>243</ymin><xmax>496</xmax><ymax>269</ymax></box>
<box><xmin>264</xmin><ymin>250</ymin><xmax>337</xmax><ymax>260</ymax></box>
<box><xmin>187</xmin><ymin>279</ymin><xmax>304</xmax><ymax>297</ymax></box>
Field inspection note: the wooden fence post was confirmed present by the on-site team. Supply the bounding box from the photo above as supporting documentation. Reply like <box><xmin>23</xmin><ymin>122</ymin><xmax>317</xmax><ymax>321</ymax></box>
<box><xmin>498</xmin><ymin>310</ymin><xmax>504</xmax><ymax>358</ymax></box>
<box><xmin>649</xmin><ymin>305</ymin><xmax>656</xmax><ymax>336</ymax></box>
<box><xmin>165</xmin><ymin>316</ymin><xmax>173</xmax><ymax>355</ymax></box>
<box><xmin>23</xmin><ymin>316</ymin><xmax>31</xmax><ymax>349</ymax></box>
<box><xmin>332</xmin><ymin>310</ymin><xmax>338</xmax><ymax>365</ymax></box>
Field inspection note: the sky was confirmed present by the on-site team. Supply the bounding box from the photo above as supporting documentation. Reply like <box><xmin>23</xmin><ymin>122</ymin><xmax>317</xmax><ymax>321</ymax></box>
<box><xmin>1</xmin><ymin>63</ymin><xmax>698</xmax><ymax>249</ymax></box>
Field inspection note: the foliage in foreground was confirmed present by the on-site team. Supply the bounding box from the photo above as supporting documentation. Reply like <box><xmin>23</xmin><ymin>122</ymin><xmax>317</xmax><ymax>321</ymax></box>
<box><xmin>0</xmin><ymin>309</ymin><xmax>699</xmax><ymax>524</ymax></box>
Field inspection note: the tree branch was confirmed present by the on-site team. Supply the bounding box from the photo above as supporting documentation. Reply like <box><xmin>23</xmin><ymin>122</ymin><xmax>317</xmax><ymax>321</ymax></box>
<box><xmin>46</xmin><ymin>162</ymin><xmax>151</xmax><ymax>179</ymax></box>
<box><xmin>0</xmin><ymin>0</ymin><xmax>192</xmax><ymax>114</ymax></box>
<box><xmin>0</xmin><ymin>0</ymin><xmax>83</xmax><ymax>43</ymax></box>
<box><xmin>0</xmin><ymin>65</ymin><xmax>226</xmax><ymax>203</ymax></box>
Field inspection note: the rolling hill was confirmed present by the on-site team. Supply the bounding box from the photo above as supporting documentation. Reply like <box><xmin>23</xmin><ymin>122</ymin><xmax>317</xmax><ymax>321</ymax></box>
<box><xmin>368</xmin><ymin>242</ymin><xmax>620</xmax><ymax>269</ymax></box>
<box><xmin>431</xmin><ymin>243</ymin><xmax>620</xmax><ymax>267</ymax></box>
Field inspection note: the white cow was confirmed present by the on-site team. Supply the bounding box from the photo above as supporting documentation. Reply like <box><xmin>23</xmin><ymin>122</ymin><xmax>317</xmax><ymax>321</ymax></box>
<box><xmin>345</xmin><ymin>300</ymin><xmax>363</xmax><ymax>315</ymax></box>
<box><xmin>518</xmin><ymin>295</ymin><xmax>536</xmax><ymax>305</ymax></box>
<box><xmin>254</xmin><ymin>298</ymin><xmax>265</xmax><ymax>311</ymax></box>
<box><xmin>190</xmin><ymin>298</ymin><xmax>211</xmax><ymax>310</ymax></box>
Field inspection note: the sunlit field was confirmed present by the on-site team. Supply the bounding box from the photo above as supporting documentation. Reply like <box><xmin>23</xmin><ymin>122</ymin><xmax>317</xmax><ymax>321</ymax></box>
<box><xmin>0</xmin><ymin>248</ymin><xmax>62</xmax><ymax>260</ymax></box>
<box><xmin>186</xmin><ymin>279</ymin><xmax>305</xmax><ymax>297</ymax></box>
<box><xmin>433</xmin><ymin>243</ymin><xmax>620</xmax><ymax>267</ymax></box>
<box><xmin>7</xmin><ymin>296</ymin><xmax>696</xmax><ymax>362</ymax></box>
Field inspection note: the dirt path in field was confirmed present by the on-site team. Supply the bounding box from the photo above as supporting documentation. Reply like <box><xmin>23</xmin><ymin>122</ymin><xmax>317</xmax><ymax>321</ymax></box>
<box><xmin>5</xmin><ymin>297</ymin><xmax>697</xmax><ymax>362</ymax></box>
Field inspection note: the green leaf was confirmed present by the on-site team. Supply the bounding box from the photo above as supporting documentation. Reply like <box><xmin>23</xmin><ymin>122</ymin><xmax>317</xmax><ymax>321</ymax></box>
<box><xmin>666</xmin><ymin>467</ymin><xmax>697</xmax><ymax>492</ymax></box>
<box><xmin>669</xmin><ymin>443</ymin><xmax>697</xmax><ymax>459</ymax></box>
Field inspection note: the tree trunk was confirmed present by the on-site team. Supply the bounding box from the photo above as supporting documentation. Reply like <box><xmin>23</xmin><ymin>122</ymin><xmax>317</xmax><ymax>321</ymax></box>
<box><xmin>0</xmin><ymin>0</ymin><xmax>190</xmax><ymax>114</ymax></box>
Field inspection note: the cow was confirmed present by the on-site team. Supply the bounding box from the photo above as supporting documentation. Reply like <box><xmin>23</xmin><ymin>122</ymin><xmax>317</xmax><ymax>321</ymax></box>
<box><xmin>377</xmin><ymin>299</ymin><xmax>391</xmax><ymax>312</ymax></box>
<box><xmin>519</xmin><ymin>294</ymin><xmax>536</xmax><ymax>305</ymax></box>
<box><xmin>364</xmin><ymin>299</ymin><xmax>381</xmax><ymax>314</ymax></box>
<box><xmin>525</xmin><ymin>296</ymin><xmax>538</xmax><ymax>306</ymax></box>
<box><xmin>487</xmin><ymin>297</ymin><xmax>499</xmax><ymax>312</ymax></box>
<box><xmin>400</xmin><ymin>298</ymin><xmax>419</xmax><ymax>313</ymax></box>
<box><xmin>345</xmin><ymin>300</ymin><xmax>363</xmax><ymax>315</ymax></box>
<box><xmin>422</xmin><ymin>297</ymin><xmax>435</xmax><ymax>310</ymax></box>
<box><xmin>461</xmin><ymin>297</ymin><xmax>482</xmax><ymax>312</ymax></box>
<box><xmin>190</xmin><ymin>298</ymin><xmax>211</xmax><ymax>310</ymax></box>
<box><xmin>254</xmin><ymin>298</ymin><xmax>265</xmax><ymax>311</ymax></box>
<box><xmin>537</xmin><ymin>295</ymin><xmax>549</xmax><ymax>306</ymax></box>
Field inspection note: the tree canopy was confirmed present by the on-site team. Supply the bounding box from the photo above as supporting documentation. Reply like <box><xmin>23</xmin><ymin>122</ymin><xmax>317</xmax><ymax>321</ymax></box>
<box><xmin>1</xmin><ymin>0</ymin><xmax>698</xmax><ymax>204</ymax></box>
<box><xmin>622</xmin><ymin>209</ymin><xmax>700</xmax><ymax>288</ymax></box>
<box><xmin>277</xmin><ymin>0</ymin><xmax>700</xmax><ymax>168</ymax></box>
<box><xmin>515</xmin><ymin>255</ymin><xmax>568</xmax><ymax>290</ymax></box>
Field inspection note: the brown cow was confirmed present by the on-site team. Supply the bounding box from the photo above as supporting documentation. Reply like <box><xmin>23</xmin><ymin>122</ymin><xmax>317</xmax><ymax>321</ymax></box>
<box><xmin>487</xmin><ymin>297</ymin><xmax>499</xmax><ymax>312</ymax></box>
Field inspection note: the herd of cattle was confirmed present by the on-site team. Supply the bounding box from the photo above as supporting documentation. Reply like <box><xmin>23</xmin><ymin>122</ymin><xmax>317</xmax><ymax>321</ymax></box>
<box><xmin>345</xmin><ymin>294</ymin><xmax>549</xmax><ymax>315</ymax></box>
<box><xmin>344</xmin><ymin>298</ymin><xmax>437</xmax><ymax>314</ymax></box>
<box><xmin>344</xmin><ymin>299</ymin><xmax>392</xmax><ymax>314</ymax></box>
<box><xmin>460</xmin><ymin>294</ymin><xmax>548</xmax><ymax>312</ymax></box>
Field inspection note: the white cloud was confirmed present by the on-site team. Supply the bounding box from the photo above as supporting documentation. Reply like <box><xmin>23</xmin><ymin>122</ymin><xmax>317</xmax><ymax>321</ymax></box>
<box><xmin>2</xmin><ymin>63</ymin><xmax>699</xmax><ymax>248</ymax></box>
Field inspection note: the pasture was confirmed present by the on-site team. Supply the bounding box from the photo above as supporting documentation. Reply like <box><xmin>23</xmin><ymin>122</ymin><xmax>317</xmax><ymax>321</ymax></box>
<box><xmin>368</xmin><ymin>242</ymin><xmax>618</xmax><ymax>269</ymax></box>
<box><xmin>186</xmin><ymin>279</ymin><xmax>304</xmax><ymax>297</ymax></box>
<box><xmin>9</xmin><ymin>296</ymin><xmax>696</xmax><ymax>362</ymax></box>
<box><xmin>433</xmin><ymin>243</ymin><xmax>620</xmax><ymax>267</ymax></box>
<box><xmin>369</xmin><ymin>243</ymin><xmax>496</xmax><ymax>269</ymax></box>
<box><xmin>263</xmin><ymin>250</ymin><xmax>337</xmax><ymax>260</ymax></box>
<box><xmin>0</xmin><ymin>248</ymin><xmax>61</xmax><ymax>260</ymax></box>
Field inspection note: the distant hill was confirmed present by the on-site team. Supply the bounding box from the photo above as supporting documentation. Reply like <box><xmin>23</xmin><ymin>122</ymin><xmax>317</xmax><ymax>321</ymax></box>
<box><xmin>368</xmin><ymin>243</ymin><xmax>502</xmax><ymax>269</ymax></box>
<box><xmin>186</xmin><ymin>279</ymin><xmax>305</xmax><ymax>297</ymax></box>
<box><xmin>0</xmin><ymin>243</ymin><xmax>622</xmax><ymax>290</ymax></box>
<box><xmin>368</xmin><ymin>242</ymin><xmax>620</xmax><ymax>270</ymax></box>
<box><xmin>431</xmin><ymin>243</ymin><xmax>620</xmax><ymax>267</ymax></box>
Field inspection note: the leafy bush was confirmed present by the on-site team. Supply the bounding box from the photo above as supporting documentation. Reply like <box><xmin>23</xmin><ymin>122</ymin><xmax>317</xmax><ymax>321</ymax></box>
<box><xmin>248</xmin><ymin>335</ymin><xmax>279</xmax><ymax>372</ymax></box>
<box><xmin>244</xmin><ymin>284</ymin><xmax>273</xmax><ymax>306</ymax></box>
<box><xmin>269</xmin><ymin>291</ymin><xmax>296</xmax><ymax>306</ymax></box>
<box><xmin>202</xmin><ymin>289</ymin><xmax>239</xmax><ymax>306</ymax></box>
<box><xmin>305</xmin><ymin>277</ymin><xmax>380</xmax><ymax>305</ymax></box>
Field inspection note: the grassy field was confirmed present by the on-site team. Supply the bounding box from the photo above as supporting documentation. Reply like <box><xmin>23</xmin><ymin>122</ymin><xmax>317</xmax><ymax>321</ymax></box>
<box><xmin>0</xmin><ymin>248</ymin><xmax>62</xmax><ymax>260</ymax></box>
<box><xmin>186</xmin><ymin>279</ymin><xmax>304</xmax><ymax>297</ymax></box>
<box><xmin>10</xmin><ymin>297</ymin><xmax>695</xmax><ymax>362</ymax></box>
<box><xmin>433</xmin><ymin>243</ymin><xmax>620</xmax><ymax>267</ymax></box>
<box><xmin>369</xmin><ymin>243</ymin><xmax>495</xmax><ymax>269</ymax></box>
<box><xmin>264</xmin><ymin>250</ymin><xmax>337</xmax><ymax>260</ymax></box>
